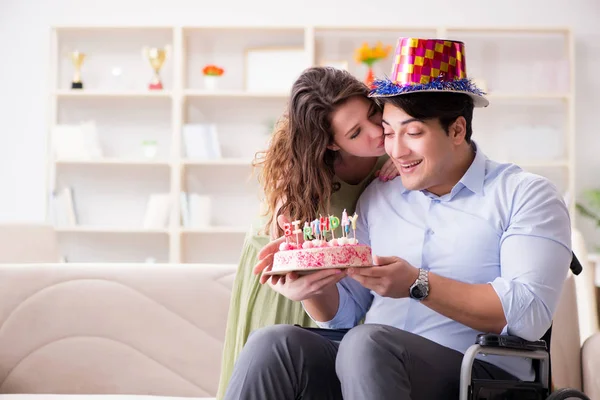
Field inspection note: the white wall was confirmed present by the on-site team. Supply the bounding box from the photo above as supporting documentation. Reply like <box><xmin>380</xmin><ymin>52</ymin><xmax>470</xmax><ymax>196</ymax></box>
<box><xmin>1</xmin><ymin>0</ymin><xmax>600</xmax><ymax>246</ymax></box>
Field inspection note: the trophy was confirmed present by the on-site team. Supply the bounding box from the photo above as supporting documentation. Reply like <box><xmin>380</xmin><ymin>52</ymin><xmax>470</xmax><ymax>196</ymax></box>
<box><xmin>69</xmin><ymin>51</ymin><xmax>86</xmax><ymax>89</ymax></box>
<box><xmin>143</xmin><ymin>45</ymin><xmax>170</xmax><ymax>90</ymax></box>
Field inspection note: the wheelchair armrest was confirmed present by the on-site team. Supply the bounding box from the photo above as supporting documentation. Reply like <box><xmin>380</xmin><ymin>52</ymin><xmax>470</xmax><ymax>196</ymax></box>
<box><xmin>475</xmin><ymin>333</ymin><xmax>547</xmax><ymax>352</ymax></box>
<box><xmin>459</xmin><ymin>337</ymin><xmax>551</xmax><ymax>400</ymax></box>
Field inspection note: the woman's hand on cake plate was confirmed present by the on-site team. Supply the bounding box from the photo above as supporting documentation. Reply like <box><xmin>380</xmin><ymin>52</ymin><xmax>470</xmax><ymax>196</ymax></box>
<box><xmin>347</xmin><ymin>255</ymin><xmax>419</xmax><ymax>298</ymax></box>
<box><xmin>266</xmin><ymin>269</ymin><xmax>347</xmax><ymax>302</ymax></box>
<box><xmin>376</xmin><ymin>158</ymin><xmax>400</xmax><ymax>182</ymax></box>
<box><xmin>253</xmin><ymin>236</ymin><xmax>286</xmax><ymax>283</ymax></box>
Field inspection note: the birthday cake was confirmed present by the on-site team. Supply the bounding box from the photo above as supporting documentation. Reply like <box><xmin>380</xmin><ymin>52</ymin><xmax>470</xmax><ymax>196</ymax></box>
<box><xmin>271</xmin><ymin>210</ymin><xmax>373</xmax><ymax>274</ymax></box>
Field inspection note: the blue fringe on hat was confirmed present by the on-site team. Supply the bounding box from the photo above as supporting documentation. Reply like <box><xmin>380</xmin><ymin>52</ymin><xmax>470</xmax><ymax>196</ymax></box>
<box><xmin>369</xmin><ymin>77</ymin><xmax>486</xmax><ymax>98</ymax></box>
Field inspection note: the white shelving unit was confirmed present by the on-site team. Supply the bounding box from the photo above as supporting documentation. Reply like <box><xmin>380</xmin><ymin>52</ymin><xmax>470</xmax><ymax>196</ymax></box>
<box><xmin>46</xmin><ymin>25</ymin><xmax>575</xmax><ymax>264</ymax></box>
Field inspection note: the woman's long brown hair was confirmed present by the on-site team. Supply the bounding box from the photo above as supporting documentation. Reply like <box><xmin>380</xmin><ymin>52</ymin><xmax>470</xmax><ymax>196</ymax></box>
<box><xmin>253</xmin><ymin>67</ymin><xmax>371</xmax><ymax>236</ymax></box>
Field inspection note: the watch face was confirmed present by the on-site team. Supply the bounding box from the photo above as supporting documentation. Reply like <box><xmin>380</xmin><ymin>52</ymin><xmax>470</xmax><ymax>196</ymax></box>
<box><xmin>410</xmin><ymin>284</ymin><xmax>424</xmax><ymax>299</ymax></box>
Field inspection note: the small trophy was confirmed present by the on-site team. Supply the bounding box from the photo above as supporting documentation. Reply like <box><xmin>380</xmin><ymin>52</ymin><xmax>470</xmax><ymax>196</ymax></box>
<box><xmin>143</xmin><ymin>45</ymin><xmax>170</xmax><ymax>90</ymax></box>
<box><xmin>69</xmin><ymin>51</ymin><xmax>86</xmax><ymax>89</ymax></box>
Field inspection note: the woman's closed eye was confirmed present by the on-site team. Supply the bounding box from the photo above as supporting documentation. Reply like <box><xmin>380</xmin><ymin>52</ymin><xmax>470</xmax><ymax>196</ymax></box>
<box><xmin>349</xmin><ymin>128</ymin><xmax>361</xmax><ymax>139</ymax></box>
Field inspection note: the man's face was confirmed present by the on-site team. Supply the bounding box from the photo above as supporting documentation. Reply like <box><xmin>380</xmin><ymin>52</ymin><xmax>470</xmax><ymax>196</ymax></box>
<box><xmin>381</xmin><ymin>103</ymin><xmax>463</xmax><ymax>196</ymax></box>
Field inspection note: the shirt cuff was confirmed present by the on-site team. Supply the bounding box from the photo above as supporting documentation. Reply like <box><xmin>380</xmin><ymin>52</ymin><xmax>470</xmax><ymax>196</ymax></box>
<box><xmin>489</xmin><ymin>278</ymin><xmax>511</xmax><ymax>332</ymax></box>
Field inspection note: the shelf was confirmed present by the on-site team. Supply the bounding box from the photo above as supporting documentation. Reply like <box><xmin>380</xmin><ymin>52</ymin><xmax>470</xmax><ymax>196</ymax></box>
<box><xmin>182</xmin><ymin>25</ymin><xmax>305</xmax><ymax>32</ymax></box>
<box><xmin>184</xmin><ymin>90</ymin><xmax>288</xmax><ymax>99</ymax></box>
<box><xmin>55</xmin><ymin>159</ymin><xmax>171</xmax><ymax>166</ymax></box>
<box><xmin>182</xmin><ymin>158</ymin><xmax>253</xmax><ymax>166</ymax></box>
<box><xmin>181</xmin><ymin>227</ymin><xmax>247</xmax><ymax>234</ymax></box>
<box><xmin>55</xmin><ymin>227</ymin><xmax>170</xmax><ymax>234</ymax></box>
<box><xmin>507</xmin><ymin>160</ymin><xmax>570</xmax><ymax>168</ymax></box>
<box><xmin>47</xmin><ymin>25</ymin><xmax>575</xmax><ymax>264</ymax></box>
<box><xmin>55</xmin><ymin>90</ymin><xmax>173</xmax><ymax>98</ymax></box>
<box><xmin>54</xmin><ymin>25</ymin><xmax>175</xmax><ymax>31</ymax></box>
<box><xmin>486</xmin><ymin>93</ymin><xmax>570</xmax><ymax>101</ymax></box>
<box><xmin>444</xmin><ymin>26</ymin><xmax>570</xmax><ymax>34</ymax></box>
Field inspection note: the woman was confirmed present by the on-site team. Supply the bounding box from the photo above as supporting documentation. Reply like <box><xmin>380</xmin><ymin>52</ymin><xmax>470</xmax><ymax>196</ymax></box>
<box><xmin>216</xmin><ymin>66</ymin><xmax>398</xmax><ymax>398</ymax></box>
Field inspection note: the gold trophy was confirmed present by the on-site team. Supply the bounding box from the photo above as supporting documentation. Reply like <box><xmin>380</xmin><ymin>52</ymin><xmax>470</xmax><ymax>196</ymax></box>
<box><xmin>143</xmin><ymin>45</ymin><xmax>170</xmax><ymax>90</ymax></box>
<box><xmin>69</xmin><ymin>51</ymin><xmax>86</xmax><ymax>89</ymax></box>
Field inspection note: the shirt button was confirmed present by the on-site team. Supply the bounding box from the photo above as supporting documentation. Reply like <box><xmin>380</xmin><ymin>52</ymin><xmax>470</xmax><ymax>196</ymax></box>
<box><xmin>426</xmin><ymin>229</ymin><xmax>434</xmax><ymax>236</ymax></box>
<box><xmin>432</xmin><ymin>199</ymin><xmax>440</xmax><ymax>204</ymax></box>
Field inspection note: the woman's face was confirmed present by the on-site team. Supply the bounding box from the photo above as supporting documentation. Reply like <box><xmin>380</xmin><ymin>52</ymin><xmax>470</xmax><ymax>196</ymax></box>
<box><xmin>329</xmin><ymin>96</ymin><xmax>386</xmax><ymax>158</ymax></box>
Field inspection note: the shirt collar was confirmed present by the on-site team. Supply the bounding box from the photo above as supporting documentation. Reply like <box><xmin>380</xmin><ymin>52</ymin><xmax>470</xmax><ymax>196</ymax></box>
<box><xmin>455</xmin><ymin>141</ymin><xmax>486</xmax><ymax>197</ymax></box>
<box><xmin>396</xmin><ymin>141</ymin><xmax>486</xmax><ymax>199</ymax></box>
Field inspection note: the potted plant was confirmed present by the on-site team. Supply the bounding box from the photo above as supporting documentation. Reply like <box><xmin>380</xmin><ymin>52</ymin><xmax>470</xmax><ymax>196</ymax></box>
<box><xmin>354</xmin><ymin>42</ymin><xmax>392</xmax><ymax>88</ymax></box>
<box><xmin>202</xmin><ymin>64</ymin><xmax>225</xmax><ymax>90</ymax></box>
<box><xmin>141</xmin><ymin>140</ymin><xmax>158</xmax><ymax>159</ymax></box>
<box><xmin>576</xmin><ymin>189</ymin><xmax>600</xmax><ymax>250</ymax></box>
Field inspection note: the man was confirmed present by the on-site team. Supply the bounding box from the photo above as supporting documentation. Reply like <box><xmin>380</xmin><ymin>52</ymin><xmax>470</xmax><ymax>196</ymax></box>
<box><xmin>224</xmin><ymin>38</ymin><xmax>571</xmax><ymax>400</ymax></box>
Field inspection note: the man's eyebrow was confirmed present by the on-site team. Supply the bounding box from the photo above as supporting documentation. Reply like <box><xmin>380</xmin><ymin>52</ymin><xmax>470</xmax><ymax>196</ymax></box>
<box><xmin>381</xmin><ymin>117</ymin><xmax>423</xmax><ymax>127</ymax></box>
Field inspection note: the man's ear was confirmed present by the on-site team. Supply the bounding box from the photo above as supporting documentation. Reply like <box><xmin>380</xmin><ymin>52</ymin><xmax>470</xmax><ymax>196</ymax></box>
<box><xmin>450</xmin><ymin>117</ymin><xmax>467</xmax><ymax>144</ymax></box>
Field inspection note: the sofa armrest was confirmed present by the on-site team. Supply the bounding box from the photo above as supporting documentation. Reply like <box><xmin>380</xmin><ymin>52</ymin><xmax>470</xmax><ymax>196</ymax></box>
<box><xmin>582</xmin><ymin>331</ymin><xmax>600</xmax><ymax>399</ymax></box>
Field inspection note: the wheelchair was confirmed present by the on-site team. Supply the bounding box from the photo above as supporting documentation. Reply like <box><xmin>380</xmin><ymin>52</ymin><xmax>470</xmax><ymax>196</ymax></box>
<box><xmin>459</xmin><ymin>252</ymin><xmax>591</xmax><ymax>400</ymax></box>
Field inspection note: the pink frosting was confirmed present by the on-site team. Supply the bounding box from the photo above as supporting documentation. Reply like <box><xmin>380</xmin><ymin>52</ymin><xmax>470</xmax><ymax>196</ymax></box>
<box><xmin>273</xmin><ymin>244</ymin><xmax>372</xmax><ymax>271</ymax></box>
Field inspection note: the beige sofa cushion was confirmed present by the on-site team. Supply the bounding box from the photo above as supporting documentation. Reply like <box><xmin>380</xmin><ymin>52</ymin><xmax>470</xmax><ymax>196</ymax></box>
<box><xmin>551</xmin><ymin>272</ymin><xmax>582</xmax><ymax>391</ymax></box>
<box><xmin>0</xmin><ymin>263</ymin><xmax>236</xmax><ymax>398</ymax></box>
<box><xmin>0</xmin><ymin>396</ymin><xmax>213</xmax><ymax>399</ymax></box>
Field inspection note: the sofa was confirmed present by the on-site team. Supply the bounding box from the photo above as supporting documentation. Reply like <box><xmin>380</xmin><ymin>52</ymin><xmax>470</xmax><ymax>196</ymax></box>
<box><xmin>0</xmin><ymin>263</ymin><xmax>236</xmax><ymax>399</ymax></box>
<box><xmin>0</xmin><ymin>252</ymin><xmax>598</xmax><ymax>399</ymax></box>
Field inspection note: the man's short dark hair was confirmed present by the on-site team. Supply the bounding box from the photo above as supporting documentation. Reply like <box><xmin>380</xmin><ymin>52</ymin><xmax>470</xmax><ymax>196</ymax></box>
<box><xmin>376</xmin><ymin>92</ymin><xmax>475</xmax><ymax>143</ymax></box>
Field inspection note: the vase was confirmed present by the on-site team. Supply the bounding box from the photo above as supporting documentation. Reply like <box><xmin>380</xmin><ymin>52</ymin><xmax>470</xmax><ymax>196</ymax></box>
<box><xmin>364</xmin><ymin>67</ymin><xmax>375</xmax><ymax>88</ymax></box>
<box><xmin>142</xmin><ymin>141</ymin><xmax>158</xmax><ymax>159</ymax></box>
<box><xmin>204</xmin><ymin>75</ymin><xmax>219</xmax><ymax>91</ymax></box>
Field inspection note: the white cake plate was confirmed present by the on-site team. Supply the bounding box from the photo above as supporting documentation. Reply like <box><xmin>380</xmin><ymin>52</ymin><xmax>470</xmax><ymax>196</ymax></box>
<box><xmin>263</xmin><ymin>264</ymin><xmax>374</xmax><ymax>276</ymax></box>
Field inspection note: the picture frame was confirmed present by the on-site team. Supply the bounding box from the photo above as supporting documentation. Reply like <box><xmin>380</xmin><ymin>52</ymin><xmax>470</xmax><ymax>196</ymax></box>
<box><xmin>244</xmin><ymin>47</ymin><xmax>309</xmax><ymax>93</ymax></box>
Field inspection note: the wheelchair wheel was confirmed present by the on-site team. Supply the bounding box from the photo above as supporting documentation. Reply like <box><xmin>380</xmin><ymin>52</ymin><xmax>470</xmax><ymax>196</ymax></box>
<box><xmin>546</xmin><ymin>388</ymin><xmax>591</xmax><ymax>400</ymax></box>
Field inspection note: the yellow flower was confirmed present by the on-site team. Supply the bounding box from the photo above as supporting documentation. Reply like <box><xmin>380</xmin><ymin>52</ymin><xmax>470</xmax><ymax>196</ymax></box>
<box><xmin>354</xmin><ymin>41</ymin><xmax>392</xmax><ymax>66</ymax></box>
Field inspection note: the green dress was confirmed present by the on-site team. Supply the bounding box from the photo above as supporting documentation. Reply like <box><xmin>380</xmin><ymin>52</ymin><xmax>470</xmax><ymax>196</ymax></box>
<box><xmin>216</xmin><ymin>156</ymin><xmax>387</xmax><ymax>399</ymax></box>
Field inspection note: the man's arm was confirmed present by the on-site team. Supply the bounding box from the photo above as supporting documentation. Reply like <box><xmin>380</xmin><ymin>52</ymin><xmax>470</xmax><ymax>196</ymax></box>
<box><xmin>349</xmin><ymin>177</ymin><xmax>571</xmax><ymax>340</ymax></box>
<box><xmin>423</xmin><ymin>275</ymin><xmax>507</xmax><ymax>334</ymax></box>
<box><xmin>425</xmin><ymin>178</ymin><xmax>572</xmax><ymax>339</ymax></box>
<box><xmin>406</xmin><ymin>227</ymin><xmax>571</xmax><ymax>337</ymax></box>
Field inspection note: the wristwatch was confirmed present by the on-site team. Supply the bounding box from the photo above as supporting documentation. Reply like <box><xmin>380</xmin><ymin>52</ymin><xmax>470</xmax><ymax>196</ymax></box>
<box><xmin>409</xmin><ymin>268</ymin><xmax>430</xmax><ymax>300</ymax></box>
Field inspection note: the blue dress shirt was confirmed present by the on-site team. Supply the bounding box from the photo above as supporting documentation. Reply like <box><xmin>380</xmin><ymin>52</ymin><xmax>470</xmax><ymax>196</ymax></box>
<box><xmin>309</xmin><ymin>145</ymin><xmax>572</xmax><ymax>381</ymax></box>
